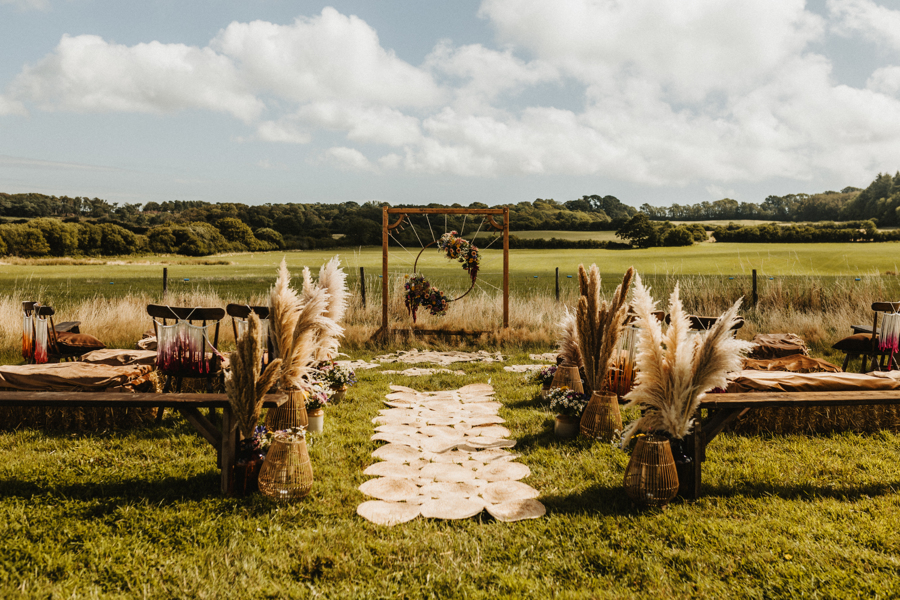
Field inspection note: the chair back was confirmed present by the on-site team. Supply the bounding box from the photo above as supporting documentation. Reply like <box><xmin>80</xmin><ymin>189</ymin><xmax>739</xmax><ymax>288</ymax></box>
<box><xmin>869</xmin><ymin>302</ymin><xmax>900</xmax><ymax>349</ymax></box>
<box><xmin>147</xmin><ymin>305</ymin><xmax>225</xmax><ymax>375</ymax></box>
<box><xmin>226</xmin><ymin>304</ymin><xmax>272</xmax><ymax>364</ymax></box>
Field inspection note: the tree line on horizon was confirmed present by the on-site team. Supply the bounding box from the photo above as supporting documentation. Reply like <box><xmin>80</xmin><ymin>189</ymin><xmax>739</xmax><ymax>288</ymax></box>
<box><xmin>0</xmin><ymin>171</ymin><xmax>897</xmax><ymax>257</ymax></box>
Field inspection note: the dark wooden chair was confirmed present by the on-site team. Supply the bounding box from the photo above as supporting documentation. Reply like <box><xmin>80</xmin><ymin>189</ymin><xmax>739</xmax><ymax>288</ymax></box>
<box><xmin>23</xmin><ymin>302</ymin><xmax>94</xmax><ymax>363</ymax></box>
<box><xmin>832</xmin><ymin>302</ymin><xmax>900</xmax><ymax>372</ymax></box>
<box><xmin>147</xmin><ymin>305</ymin><xmax>226</xmax><ymax>393</ymax></box>
<box><xmin>226</xmin><ymin>304</ymin><xmax>273</xmax><ymax>367</ymax></box>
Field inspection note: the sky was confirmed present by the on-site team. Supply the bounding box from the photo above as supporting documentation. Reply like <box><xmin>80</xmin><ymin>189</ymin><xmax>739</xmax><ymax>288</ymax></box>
<box><xmin>1</xmin><ymin>0</ymin><xmax>900</xmax><ymax>209</ymax></box>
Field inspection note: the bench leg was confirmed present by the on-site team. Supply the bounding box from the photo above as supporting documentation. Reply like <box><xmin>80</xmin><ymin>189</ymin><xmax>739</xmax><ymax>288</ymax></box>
<box><xmin>221</xmin><ymin>408</ymin><xmax>237</xmax><ymax>495</ymax></box>
<box><xmin>680</xmin><ymin>427</ymin><xmax>702</xmax><ymax>500</ymax></box>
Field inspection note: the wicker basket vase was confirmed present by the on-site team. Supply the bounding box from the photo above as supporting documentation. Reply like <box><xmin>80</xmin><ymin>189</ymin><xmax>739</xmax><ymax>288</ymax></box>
<box><xmin>265</xmin><ymin>388</ymin><xmax>308</xmax><ymax>431</ymax></box>
<box><xmin>258</xmin><ymin>431</ymin><xmax>314</xmax><ymax>502</ymax></box>
<box><xmin>550</xmin><ymin>365</ymin><xmax>584</xmax><ymax>395</ymax></box>
<box><xmin>580</xmin><ymin>391</ymin><xmax>622</xmax><ymax>440</ymax></box>
<box><xmin>624</xmin><ymin>435</ymin><xmax>679</xmax><ymax>507</ymax></box>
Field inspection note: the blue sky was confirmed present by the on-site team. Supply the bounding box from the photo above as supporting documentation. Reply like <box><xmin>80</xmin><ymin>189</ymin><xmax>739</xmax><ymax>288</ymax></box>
<box><xmin>1</xmin><ymin>0</ymin><xmax>900</xmax><ymax>209</ymax></box>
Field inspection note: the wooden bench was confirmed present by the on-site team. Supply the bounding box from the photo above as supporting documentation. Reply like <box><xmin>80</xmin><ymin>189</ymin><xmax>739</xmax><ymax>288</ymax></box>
<box><xmin>0</xmin><ymin>391</ymin><xmax>285</xmax><ymax>494</ymax></box>
<box><xmin>682</xmin><ymin>390</ymin><xmax>900</xmax><ymax>498</ymax></box>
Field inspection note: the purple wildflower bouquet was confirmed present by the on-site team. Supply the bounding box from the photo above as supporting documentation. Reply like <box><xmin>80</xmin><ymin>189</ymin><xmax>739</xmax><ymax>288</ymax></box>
<box><xmin>532</xmin><ymin>364</ymin><xmax>558</xmax><ymax>386</ymax></box>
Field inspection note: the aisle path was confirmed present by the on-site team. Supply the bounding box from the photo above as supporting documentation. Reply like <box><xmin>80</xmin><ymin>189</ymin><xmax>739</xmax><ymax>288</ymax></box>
<box><xmin>357</xmin><ymin>383</ymin><xmax>546</xmax><ymax>525</ymax></box>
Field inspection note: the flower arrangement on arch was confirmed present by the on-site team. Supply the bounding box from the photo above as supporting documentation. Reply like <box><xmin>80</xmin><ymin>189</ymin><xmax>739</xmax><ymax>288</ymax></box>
<box><xmin>548</xmin><ymin>386</ymin><xmax>589</xmax><ymax>418</ymax></box>
<box><xmin>532</xmin><ymin>364</ymin><xmax>558</xmax><ymax>386</ymax></box>
<box><xmin>404</xmin><ymin>274</ymin><xmax>449</xmax><ymax>322</ymax></box>
<box><xmin>438</xmin><ymin>230</ymin><xmax>480</xmax><ymax>284</ymax></box>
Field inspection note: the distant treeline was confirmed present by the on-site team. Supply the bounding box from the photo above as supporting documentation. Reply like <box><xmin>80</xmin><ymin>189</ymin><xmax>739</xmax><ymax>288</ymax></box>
<box><xmin>710</xmin><ymin>220</ymin><xmax>900</xmax><ymax>243</ymax></box>
<box><xmin>0</xmin><ymin>194</ymin><xmax>637</xmax><ymax>257</ymax></box>
<box><xmin>2</xmin><ymin>169</ymin><xmax>899</xmax><ymax>256</ymax></box>
<box><xmin>639</xmin><ymin>171</ymin><xmax>900</xmax><ymax>225</ymax></box>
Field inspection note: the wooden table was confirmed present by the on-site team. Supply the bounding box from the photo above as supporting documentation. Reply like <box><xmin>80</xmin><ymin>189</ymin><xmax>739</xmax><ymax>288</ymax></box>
<box><xmin>0</xmin><ymin>391</ymin><xmax>285</xmax><ymax>494</ymax></box>
<box><xmin>681</xmin><ymin>390</ymin><xmax>900</xmax><ymax>498</ymax></box>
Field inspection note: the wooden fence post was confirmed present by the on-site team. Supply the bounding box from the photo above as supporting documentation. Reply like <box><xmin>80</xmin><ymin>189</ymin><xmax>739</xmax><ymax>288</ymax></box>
<box><xmin>163</xmin><ymin>268</ymin><xmax>168</xmax><ymax>297</ymax></box>
<box><xmin>359</xmin><ymin>266</ymin><xmax>366</xmax><ymax>308</ymax></box>
<box><xmin>752</xmin><ymin>269</ymin><xmax>758</xmax><ymax>308</ymax></box>
<box><xmin>555</xmin><ymin>267</ymin><xmax>560</xmax><ymax>301</ymax></box>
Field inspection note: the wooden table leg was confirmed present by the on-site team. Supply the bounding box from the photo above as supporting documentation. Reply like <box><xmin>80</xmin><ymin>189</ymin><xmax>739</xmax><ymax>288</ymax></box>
<box><xmin>221</xmin><ymin>407</ymin><xmax>237</xmax><ymax>495</ymax></box>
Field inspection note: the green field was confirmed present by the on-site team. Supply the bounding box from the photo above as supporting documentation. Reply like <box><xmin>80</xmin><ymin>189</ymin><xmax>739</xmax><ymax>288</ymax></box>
<box><xmin>507</xmin><ymin>230</ymin><xmax>622</xmax><ymax>242</ymax></box>
<box><xmin>3</xmin><ymin>242</ymin><xmax>900</xmax><ymax>305</ymax></box>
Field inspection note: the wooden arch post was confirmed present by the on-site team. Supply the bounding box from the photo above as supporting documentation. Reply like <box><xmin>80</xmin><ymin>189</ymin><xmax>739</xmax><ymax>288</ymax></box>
<box><xmin>378</xmin><ymin>206</ymin><xmax>509</xmax><ymax>339</ymax></box>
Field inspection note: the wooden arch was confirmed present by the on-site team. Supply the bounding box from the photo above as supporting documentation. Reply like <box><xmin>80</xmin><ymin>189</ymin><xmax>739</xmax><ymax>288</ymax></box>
<box><xmin>376</xmin><ymin>206</ymin><xmax>510</xmax><ymax>338</ymax></box>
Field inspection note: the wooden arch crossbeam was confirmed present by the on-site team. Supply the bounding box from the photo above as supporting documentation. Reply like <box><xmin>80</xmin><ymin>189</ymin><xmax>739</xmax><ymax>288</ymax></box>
<box><xmin>376</xmin><ymin>206</ymin><xmax>510</xmax><ymax>338</ymax></box>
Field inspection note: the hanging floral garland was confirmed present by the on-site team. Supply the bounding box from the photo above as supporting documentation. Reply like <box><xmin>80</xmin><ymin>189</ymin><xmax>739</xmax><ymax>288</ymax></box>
<box><xmin>404</xmin><ymin>231</ymin><xmax>481</xmax><ymax>322</ymax></box>
<box><xmin>438</xmin><ymin>231</ymin><xmax>480</xmax><ymax>284</ymax></box>
<box><xmin>404</xmin><ymin>274</ymin><xmax>449</xmax><ymax>322</ymax></box>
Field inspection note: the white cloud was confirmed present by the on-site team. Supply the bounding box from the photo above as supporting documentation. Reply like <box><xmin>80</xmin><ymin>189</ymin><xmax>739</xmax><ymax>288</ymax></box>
<box><xmin>320</xmin><ymin>147</ymin><xmax>378</xmax><ymax>173</ymax></box>
<box><xmin>829</xmin><ymin>0</ymin><xmax>900</xmax><ymax>52</ymax></box>
<box><xmin>0</xmin><ymin>95</ymin><xmax>27</xmax><ymax>116</ymax></box>
<box><xmin>294</xmin><ymin>102</ymin><xmax>421</xmax><ymax>146</ymax></box>
<box><xmin>7</xmin><ymin>34</ymin><xmax>263</xmax><ymax>121</ymax></box>
<box><xmin>868</xmin><ymin>66</ymin><xmax>900</xmax><ymax>96</ymax></box>
<box><xmin>478</xmin><ymin>0</ymin><xmax>824</xmax><ymax>101</ymax></box>
<box><xmin>0</xmin><ymin>0</ymin><xmax>49</xmax><ymax>11</ymax></box>
<box><xmin>256</xmin><ymin>120</ymin><xmax>311</xmax><ymax>144</ymax></box>
<box><xmin>425</xmin><ymin>41</ymin><xmax>558</xmax><ymax>110</ymax></box>
<box><xmin>212</xmin><ymin>8</ymin><xmax>443</xmax><ymax>107</ymax></box>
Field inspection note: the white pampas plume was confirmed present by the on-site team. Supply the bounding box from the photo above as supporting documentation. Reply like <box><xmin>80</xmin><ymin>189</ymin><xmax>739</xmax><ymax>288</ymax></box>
<box><xmin>268</xmin><ymin>258</ymin><xmax>300</xmax><ymax>365</ymax></box>
<box><xmin>315</xmin><ymin>256</ymin><xmax>348</xmax><ymax>361</ymax></box>
<box><xmin>225</xmin><ymin>312</ymin><xmax>282</xmax><ymax>438</ymax></box>
<box><xmin>622</xmin><ymin>276</ymin><xmax>753</xmax><ymax>443</ymax></box>
<box><xmin>281</xmin><ymin>286</ymin><xmax>332</xmax><ymax>388</ymax></box>
<box><xmin>300</xmin><ymin>266</ymin><xmax>316</xmax><ymax>304</ymax></box>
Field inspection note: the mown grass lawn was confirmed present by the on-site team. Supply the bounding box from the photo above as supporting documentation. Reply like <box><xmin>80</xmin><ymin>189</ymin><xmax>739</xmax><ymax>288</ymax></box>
<box><xmin>2</xmin><ymin>350</ymin><xmax>900</xmax><ymax>599</ymax></box>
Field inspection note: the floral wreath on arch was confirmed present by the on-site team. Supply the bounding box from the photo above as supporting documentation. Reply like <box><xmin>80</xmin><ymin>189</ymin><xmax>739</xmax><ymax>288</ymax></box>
<box><xmin>404</xmin><ymin>231</ymin><xmax>482</xmax><ymax>323</ymax></box>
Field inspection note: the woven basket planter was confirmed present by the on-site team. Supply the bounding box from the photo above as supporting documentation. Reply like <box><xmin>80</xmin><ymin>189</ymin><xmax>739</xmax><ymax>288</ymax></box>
<box><xmin>580</xmin><ymin>391</ymin><xmax>622</xmax><ymax>440</ymax></box>
<box><xmin>258</xmin><ymin>431</ymin><xmax>314</xmax><ymax>502</ymax></box>
<box><xmin>624</xmin><ymin>435</ymin><xmax>679</xmax><ymax>507</ymax></box>
<box><xmin>550</xmin><ymin>365</ymin><xmax>583</xmax><ymax>395</ymax></box>
<box><xmin>265</xmin><ymin>388</ymin><xmax>308</xmax><ymax>431</ymax></box>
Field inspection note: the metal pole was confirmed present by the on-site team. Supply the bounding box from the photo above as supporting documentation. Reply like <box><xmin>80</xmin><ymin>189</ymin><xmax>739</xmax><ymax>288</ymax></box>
<box><xmin>555</xmin><ymin>267</ymin><xmax>560</xmax><ymax>301</ymax></box>
<box><xmin>359</xmin><ymin>266</ymin><xmax>366</xmax><ymax>308</ymax></box>
<box><xmin>752</xmin><ymin>269</ymin><xmax>758</xmax><ymax>308</ymax></box>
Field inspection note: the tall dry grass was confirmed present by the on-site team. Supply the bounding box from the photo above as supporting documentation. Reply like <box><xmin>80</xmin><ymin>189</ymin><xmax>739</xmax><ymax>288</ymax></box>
<box><xmin>0</xmin><ymin>273</ymin><xmax>891</xmax><ymax>362</ymax></box>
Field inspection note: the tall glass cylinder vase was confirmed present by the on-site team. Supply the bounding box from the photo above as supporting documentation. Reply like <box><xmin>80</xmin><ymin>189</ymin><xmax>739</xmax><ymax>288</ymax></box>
<box><xmin>265</xmin><ymin>388</ymin><xmax>309</xmax><ymax>431</ymax></box>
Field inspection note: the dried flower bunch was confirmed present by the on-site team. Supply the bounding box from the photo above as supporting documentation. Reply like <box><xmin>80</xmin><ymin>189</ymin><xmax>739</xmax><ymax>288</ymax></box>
<box><xmin>576</xmin><ymin>265</ymin><xmax>635</xmax><ymax>393</ymax></box>
<box><xmin>556</xmin><ymin>307</ymin><xmax>582</xmax><ymax>369</ymax></box>
<box><xmin>225</xmin><ymin>312</ymin><xmax>283</xmax><ymax>438</ymax></box>
<box><xmin>622</xmin><ymin>275</ymin><xmax>753</xmax><ymax>443</ymax></box>
<box><xmin>268</xmin><ymin>258</ymin><xmax>343</xmax><ymax>392</ymax></box>
<box><xmin>548</xmin><ymin>386</ymin><xmax>589</xmax><ymax>418</ymax></box>
<box><xmin>305</xmin><ymin>381</ymin><xmax>333</xmax><ymax>411</ymax></box>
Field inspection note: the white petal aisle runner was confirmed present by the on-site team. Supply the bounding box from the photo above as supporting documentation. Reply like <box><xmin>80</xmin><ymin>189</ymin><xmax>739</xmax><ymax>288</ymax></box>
<box><xmin>357</xmin><ymin>383</ymin><xmax>546</xmax><ymax>525</ymax></box>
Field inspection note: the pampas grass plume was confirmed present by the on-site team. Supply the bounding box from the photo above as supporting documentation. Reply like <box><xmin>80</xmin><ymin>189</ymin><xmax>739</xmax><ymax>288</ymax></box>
<box><xmin>225</xmin><ymin>312</ymin><xmax>282</xmax><ymax>438</ymax></box>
